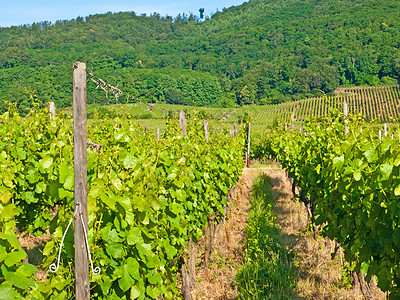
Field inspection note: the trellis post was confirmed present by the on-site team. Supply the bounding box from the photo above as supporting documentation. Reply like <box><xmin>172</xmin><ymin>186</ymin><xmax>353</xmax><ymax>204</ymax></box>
<box><xmin>73</xmin><ymin>62</ymin><xmax>90</xmax><ymax>300</ymax></box>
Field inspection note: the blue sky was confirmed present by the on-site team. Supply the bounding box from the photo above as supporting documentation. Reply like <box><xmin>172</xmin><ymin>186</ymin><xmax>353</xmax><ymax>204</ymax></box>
<box><xmin>0</xmin><ymin>0</ymin><xmax>248</xmax><ymax>28</ymax></box>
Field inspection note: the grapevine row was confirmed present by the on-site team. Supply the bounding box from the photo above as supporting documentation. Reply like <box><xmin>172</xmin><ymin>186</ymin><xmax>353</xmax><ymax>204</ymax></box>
<box><xmin>0</xmin><ymin>106</ymin><xmax>245</xmax><ymax>299</ymax></box>
<box><xmin>256</xmin><ymin>113</ymin><xmax>400</xmax><ymax>297</ymax></box>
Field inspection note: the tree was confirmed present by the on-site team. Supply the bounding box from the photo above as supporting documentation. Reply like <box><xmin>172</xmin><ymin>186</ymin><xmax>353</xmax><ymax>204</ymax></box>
<box><xmin>199</xmin><ymin>8</ymin><xmax>205</xmax><ymax>20</ymax></box>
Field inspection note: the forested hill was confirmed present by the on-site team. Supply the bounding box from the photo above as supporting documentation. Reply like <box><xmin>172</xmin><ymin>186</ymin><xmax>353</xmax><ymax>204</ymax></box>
<box><xmin>1</xmin><ymin>0</ymin><xmax>400</xmax><ymax>113</ymax></box>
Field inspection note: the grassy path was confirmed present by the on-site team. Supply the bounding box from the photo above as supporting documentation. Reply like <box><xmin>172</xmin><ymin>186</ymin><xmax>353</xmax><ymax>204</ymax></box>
<box><xmin>190</xmin><ymin>165</ymin><xmax>370</xmax><ymax>299</ymax></box>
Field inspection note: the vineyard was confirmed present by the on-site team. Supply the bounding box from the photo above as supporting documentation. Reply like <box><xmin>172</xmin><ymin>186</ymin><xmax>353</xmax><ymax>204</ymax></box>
<box><xmin>2</xmin><ymin>58</ymin><xmax>400</xmax><ymax>299</ymax></box>
<box><xmin>97</xmin><ymin>85</ymin><xmax>400</xmax><ymax>131</ymax></box>
<box><xmin>239</xmin><ymin>85</ymin><xmax>400</xmax><ymax>124</ymax></box>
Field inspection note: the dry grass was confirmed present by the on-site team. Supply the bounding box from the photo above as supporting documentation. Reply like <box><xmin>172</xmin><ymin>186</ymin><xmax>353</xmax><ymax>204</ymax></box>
<box><xmin>266</xmin><ymin>169</ymin><xmax>386</xmax><ymax>300</ymax></box>
<box><xmin>191</xmin><ymin>167</ymin><xmax>267</xmax><ymax>299</ymax></box>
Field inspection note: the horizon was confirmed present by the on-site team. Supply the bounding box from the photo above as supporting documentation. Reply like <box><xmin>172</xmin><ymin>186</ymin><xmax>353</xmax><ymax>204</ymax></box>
<box><xmin>0</xmin><ymin>0</ymin><xmax>248</xmax><ymax>28</ymax></box>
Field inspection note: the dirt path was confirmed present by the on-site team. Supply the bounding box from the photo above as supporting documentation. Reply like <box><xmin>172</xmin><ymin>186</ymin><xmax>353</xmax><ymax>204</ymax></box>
<box><xmin>190</xmin><ymin>165</ymin><xmax>384</xmax><ymax>299</ymax></box>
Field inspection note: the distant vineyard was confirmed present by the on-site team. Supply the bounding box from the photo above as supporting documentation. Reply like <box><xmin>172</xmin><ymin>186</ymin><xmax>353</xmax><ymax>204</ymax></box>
<box><xmin>247</xmin><ymin>85</ymin><xmax>400</xmax><ymax>124</ymax></box>
<box><xmin>90</xmin><ymin>85</ymin><xmax>400</xmax><ymax>126</ymax></box>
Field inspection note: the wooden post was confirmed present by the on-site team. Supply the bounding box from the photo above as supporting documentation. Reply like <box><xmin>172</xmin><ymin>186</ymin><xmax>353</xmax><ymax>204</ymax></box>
<box><xmin>144</xmin><ymin>124</ymin><xmax>147</xmax><ymax>132</ymax></box>
<box><xmin>203</xmin><ymin>120</ymin><xmax>209</xmax><ymax>143</ymax></box>
<box><xmin>180</xmin><ymin>110</ymin><xmax>186</xmax><ymax>136</ymax></box>
<box><xmin>343</xmin><ymin>101</ymin><xmax>349</xmax><ymax>136</ymax></box>
<box><xmin>384</xmin><ymin>123</ymin><xmax>387</xmax><ymax>137</ymax></box>
<box><xmin>234</xmin><ymin>123</ymin><xmax>237</xmax><ymax>138</ymax></box>
<box><xmin>156</xmin><ymin>128</ymin><xmax>160</xmax><ymax>141</ymax></box>
<box><xmin>73</xmin><ymin>62</ymin><xmax>90</xmax><ymax>300</ymax></box>
<box><xmin>49</xmin><ymin>101</ymin><xmax>56</xmax><ymax>120</ymax></box>
<box><xmin>247</xmin><ymin>122</ymin><xmax>251</xmax><ymax>168</ymax></box>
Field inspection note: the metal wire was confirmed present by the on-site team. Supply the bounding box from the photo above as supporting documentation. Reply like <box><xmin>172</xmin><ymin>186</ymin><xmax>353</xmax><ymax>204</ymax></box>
<box><xmin>49</xmin><ymin>202</ymin><xmax>100</xmax><ymax>275</ymax></box>
<box><xmin>49</xmin><ymin>203</ymin><xmax>78</xmax><ymax>273</ymax></box>
<box><xmin>80</xmin><ymin>209</ymin><xmax>101</xmax><ymax>275</ymax></box>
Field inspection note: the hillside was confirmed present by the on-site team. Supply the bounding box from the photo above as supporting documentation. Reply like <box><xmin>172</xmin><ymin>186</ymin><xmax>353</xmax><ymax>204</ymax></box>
<box><xmin>0</xmin><ymin>0</ymin><xmax>400</xmax><ymax>113</ymax></box>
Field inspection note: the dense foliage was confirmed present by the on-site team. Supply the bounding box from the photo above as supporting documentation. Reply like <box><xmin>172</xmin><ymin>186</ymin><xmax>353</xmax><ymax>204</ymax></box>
<box><xmin>1</xmin><ymin>0</ymin><xmax>400</xmax><ymax>112</ymax></box>
<box><xmin>259</xmin><ymin>114</ymin><xmax>400</xmax><ymax>298</ymax></box>
<box><xmin>0</xmin><ymin>106</ymin><xmax>244</xmax><ymax>299</ymax></box>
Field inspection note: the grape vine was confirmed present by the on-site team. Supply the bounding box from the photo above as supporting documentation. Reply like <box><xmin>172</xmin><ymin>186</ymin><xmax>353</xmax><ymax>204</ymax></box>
<box><xmin>0</xmin><ymin>105</ymin><xmax>245</xmax><ymax>299</ymax></box>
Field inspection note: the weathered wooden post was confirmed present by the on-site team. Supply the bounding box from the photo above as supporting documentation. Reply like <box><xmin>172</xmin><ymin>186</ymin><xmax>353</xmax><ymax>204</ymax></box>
<box><xmin>73</xmin><ymin>62</ymin><xmax>90</xmax><ymax>300</ymax></box>
<box><xmin>49</xmin><ymin>101</ymin><xmax>56</xmax><ymax>120</ymax></box>
<box><xmin>234</xmin><ymin>123</ymin><xmax>237</xmax><ymax>138</ymax></box>
<box><xmin>247</xmin><ymin>122</ymin><xmax>251</xmax><ymax>168</ymax></box>
<box><xmin>157</xmin><ymin>128</ymin><xmax>160</xmax><ymax>141</ymax></box>
<box><xmin>180</xmin><ymin>110</ymin><xmax>186</xmax><ymax>136</ymax></box>
<box><xmin>203</xmin><ymin>120</ymin><xmax>209</xmax><ymax>143</ymax></box>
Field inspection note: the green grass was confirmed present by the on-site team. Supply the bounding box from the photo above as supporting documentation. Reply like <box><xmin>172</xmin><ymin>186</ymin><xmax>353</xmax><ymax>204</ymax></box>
<box><xmin>235</xmin><ymin>174</ymin><xmax>297</xmax><ymax>299</ymax></box>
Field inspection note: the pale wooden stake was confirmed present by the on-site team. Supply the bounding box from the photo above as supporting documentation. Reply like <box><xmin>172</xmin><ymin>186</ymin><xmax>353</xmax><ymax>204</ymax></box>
<box><xmin>49</xmin><ymin>101</ymin><xmax>56</xmax><ymax>120</ymax></box>
<box><xmin>234</xmin><ymin>123</ymin><xmax>237</xmax><ymax>138</ymax></box>
<box><xmin>343</xmin><ymin>100</ymin><xmax>349</xmax><ymax>136</ymax></box>
<box><xmin>73</xmin><ymin>62</ymin><xmax>90</xmax><ymax>300</ymax></box>
<box><xmin>179</xmin><ymin>110</ymin><xmax>186</xmax><ymax>136</ymax></box>
<box><xmin>203</xmin><ymin>120</ymin><xmax>209</xmax><ymax>143</ymax></box>
<box><xmin>247</xmin><ymin>122</ymin><xmax>251</xmax><ymax>168</ymax></box>
<box><xmin>157</xmin><ymin>128</ymin><xmax>160</xmax><ymax>141</ymax></box>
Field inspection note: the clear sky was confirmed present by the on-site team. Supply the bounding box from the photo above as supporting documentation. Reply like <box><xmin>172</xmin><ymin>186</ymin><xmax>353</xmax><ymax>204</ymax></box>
<box><xmin>0</xmin><ymin>0</ymin><xmax>248</xmax><ymax>28</ymax></box>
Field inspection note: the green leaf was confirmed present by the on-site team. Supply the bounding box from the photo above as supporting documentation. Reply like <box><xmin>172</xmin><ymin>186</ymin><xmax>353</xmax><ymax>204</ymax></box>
<box><xmin>394</xmin><ymin>153</ymin><xmax>400</xmax><ymax>167</ymax></box>
<box><xmin>26</xmin><ymin>169</ymin><xmax>39</xmax><ymax>184</ymax></box>
<box><xmin>40</xmin><ymin>155</ymin><xmax>53</xmax><ymax>169</ymax></box>
<box><xmin>127</xmin><ymin>227</ymin><xmax>143</xmax><ymax>246</ymax></box>
<box><xmin>16</xmin><ymin>263</ymin><xmax>37</xmax><ymax>277</ymax></box>
<box><xmin>0</xmin><ymin>204</ymin><xmax>19</xmax><ymax>222</ymax></box>
<box><xmin>119</xmin><ymin>269</ymin><xmax>134</xmax><ymax>293</ymax></box>
<box><xmin>0</xmin><ymin>284</ymin><xmax>21</xmax><ymax>300</ymax></box>
<box><xmin>393</xmin><ymin>229</ymin><xmax>400</xmax><ymax>246</ymax></box>
<box><xmin>379</xmin><ymin>164</ymin><xmax>392</xmax><ymax>180</ymax></box>
<box><xmin>361</xmin><ymin>262</ymin><xmax>369</xmax><ymax>274</ymax></box>
<box><xmin>126</xmin><ymin>257</ymin><xmax>140</xmax><ymax>280</ymax></box>
<box><xmin>394</xmin><ymin>184</ymin><xmax>400</xmax><ymax>196</ymax></box>
<box><xmin>24</xmin><ymin>191</ymin><xmax>37</xmax><ymax>204</ymax></box>
<box><xmin>147</xmin><ymin>272</ymin><xmax>162</xmax><ymax>285</ymax></box>
<box><xmin>364</xmin><ymin>149</ymin><xmax>378</xmax><ymax>163</ymax></box>
<box><xmin>130</xmin><ymin>284</ymin><xmax>141</xmax><ymax>299</ymax></box>
<box><xmin>162</xmin><ymin>239</ymin><xmax>177</xmax><ymax>259</ymax></box>
<box><xmin>136</xmin><ymin>243</ymin><xmax>152</xmax><ymax>259</ymax></box>
<box><xmin>146</xmin><ymin>286</ymin><xmax>160</xmax><ymax>299</ymax></box>
<box><xmin>353</xmin><ymin>169</ymin><xmax>362</xmax><ymax>181</ymax></box>
<box><xmin>332</xmin><ymin>156</ymin><xmax>344</xmax><ymax>169</ymax></box>
<box><xmin>123</xmin><ymin>153</ymin><xmax>137</xmax><ymax>168</ymax></box>
<box><xmin>106</xmin><ymin>243</ymin><xmax>124</xmax><ymax>258</ymax></box>
<box><xmin>111</xmin><ymin>177</ymin><xmax>122</xmax><ymax>191</ymax></box>
<box><xmin>63</xmin><ymin>174</ymin><xmax>74</xmax><ymax>190</ymax></box>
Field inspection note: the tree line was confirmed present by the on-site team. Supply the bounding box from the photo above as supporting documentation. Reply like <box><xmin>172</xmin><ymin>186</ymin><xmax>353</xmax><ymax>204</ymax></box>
<box><xmin>0</xmin><ymin>0</ymin><xmax>399</xmax><ymax>113</ymax></box>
